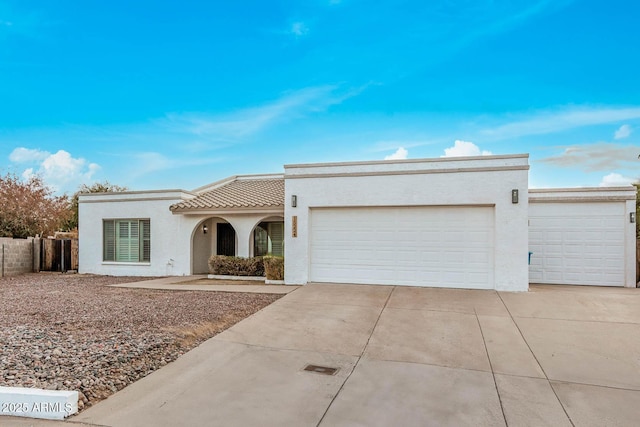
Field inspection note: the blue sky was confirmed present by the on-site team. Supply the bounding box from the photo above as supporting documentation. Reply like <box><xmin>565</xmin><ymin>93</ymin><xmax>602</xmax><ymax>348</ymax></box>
<box><xmin>0</xmin><ymin>0</ymin><xmax>638</xmax><ymax>194</ymax></box>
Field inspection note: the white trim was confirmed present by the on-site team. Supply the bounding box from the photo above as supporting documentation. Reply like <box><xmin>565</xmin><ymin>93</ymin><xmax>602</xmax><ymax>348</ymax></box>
<box><xmin>172</xmin><ymin>207</ymin><xmax>284</xmax><ymax>215</ymax></box>
<box><xmin>285</xmin><ymin>165</ymin><xmax>530</xmax><ymax>180</ymax></box>
<box><xmin>207</xmin><ymin>274</ymin><xmax>264</xmax><ymax>281</ymax></box>
<box><xmin>80</xmin><ymin>190</ymin><xmax>192</xmax><ymax>203</ymax></box>
<box><xmin>102</xmin><ymin>262</ymin><xmax>151</xmax><ymax>266</ymax></box>
<box><xmin>284</xmin><ymin>153</ymin><xmax>529</xmax><ymax>169</ymax></box>
<box><xmin>529</xmin><ymin>186</ymin><xmax>636</xmax><ymax>193</ymax></box>
<box><xmin>529</xmin><ymin>187</ymin><xmax>637</xmax><ymax>203</ymax></box>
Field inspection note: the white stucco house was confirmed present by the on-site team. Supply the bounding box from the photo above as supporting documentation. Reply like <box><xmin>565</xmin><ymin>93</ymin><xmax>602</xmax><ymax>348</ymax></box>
<box><xmin>78</xmin><ymin>154</ymin><xmax>638</xmax><ymax>291</ymax></box>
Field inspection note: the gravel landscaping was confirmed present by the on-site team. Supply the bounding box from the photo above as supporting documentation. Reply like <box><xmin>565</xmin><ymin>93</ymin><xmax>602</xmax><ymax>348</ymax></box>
<box><xmin>0</xmin><ymin>273</ymin><xmax>282</xmax><ymax>410</ymax></box>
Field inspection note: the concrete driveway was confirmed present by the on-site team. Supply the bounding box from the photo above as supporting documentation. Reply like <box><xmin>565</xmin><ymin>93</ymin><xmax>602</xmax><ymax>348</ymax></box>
<box><xmin>12</xmin><ymin>283</ymin><xmax>640</xmax><ymax>426</ymax></box>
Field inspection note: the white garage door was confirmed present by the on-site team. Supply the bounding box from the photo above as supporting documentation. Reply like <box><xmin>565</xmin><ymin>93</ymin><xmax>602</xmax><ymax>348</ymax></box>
<box><xmin>529</xmin><ymin>202</ymin><xmax>625</xmax><ymax>286</ymax></box>
<box><xmin>309</xmin><ymin>206</ymin><xmax>495</xmax><ymax>289</ymax></box>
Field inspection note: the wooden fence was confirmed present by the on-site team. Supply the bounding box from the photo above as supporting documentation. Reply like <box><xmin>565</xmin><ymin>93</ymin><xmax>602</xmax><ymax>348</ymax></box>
<box><xmin>40</xmin><ymin>238</ymin><xmax>79</xmax><ymax>272</ymax></box>
<box><xmin>0</xmin><ymin>237</ymin><xmax>79</xmax><ymax>276</ymax></box>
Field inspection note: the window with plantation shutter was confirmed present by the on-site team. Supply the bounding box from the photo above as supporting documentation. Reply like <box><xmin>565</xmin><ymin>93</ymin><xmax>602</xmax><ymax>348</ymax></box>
<box><xmin>253</xmin><ymin>221</ymin><xmax>284</xmax><ymax>257</ymax></box>
<box><xmin>268</xmin><ymin>223</ymin><xmax>284</xmax><ymax>256</ymax></box>
<box><xmin>141</xmin><ymin>219</ymin><xmax>150</xmax><ymax>262</ymax></box>
<box><xmin>103</xmin><ymin>219</ymin><xmax>150</xmax><ymax>262</ymax></box>
<box><xmin>103</xmin><ymin>221</ymin><xmax>116</xmax><ymax>261</ymax></box>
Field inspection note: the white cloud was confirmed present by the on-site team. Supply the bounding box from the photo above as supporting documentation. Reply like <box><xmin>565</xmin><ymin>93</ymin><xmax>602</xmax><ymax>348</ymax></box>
<box><xmin>163</xmin><ymin>85</ymin><xmax>362</xmax><ymax>141</ymax></box>
<box><xmin>41</xmin><ymin>150</ymin><xmax>86</xmax><ymax>175</ymax></box>
<box><xmin>9</xmin><ymin>147</ymin><xmax>49</xmax><ymax>163</ymax></box>
<box><xmin>539</xmin><ymin>143</ymin><xmax>638</xmax><ymax>172</ymax></box>
<box><xmin>482</xmin><ymin>106</ymin><xmax>640</xmax><ymax>140</ymax></box>
<box><xmin>614</xmin><ymin>124</ymin><xmax>632</xmax><ymax>140</ymax></box>
<box><xmin>21</xmin><ymin>168</ymin><xmax>34</xmax><ymax>181</ymax></box>
<box><xmin>371</xmin><ymin>138</ymin><xmax>442</xmax><ymax>153</ymax></box>
<box><xmin>131</xmin><ymin>152</ymin><xmax>171</xmax><ymax>177</ymax></box>
<box><xmin>290</xmin><ymin>22</ymin><xmax>309</xmax><ymax>36</ymax></box>
<box><xmin>384</xmin><ymin>147</ymin><xmax>408</xmax><ymax>160</ymax></box>
<box><xmin>122</xmin><ymin>151</ymin><xmax>226</xmax><ymax>180</ymax></box>
<box><xmin>8</xmin><ymin>147</ymin><xmax>100</xmax><ymax>193</ymax></box>
<box><xmin>442</xmin><ymin>140</ymin><xmax>492</xmax><ymax>157</ymax></box>
<box><xmin>599</xmin><ymin>173</ymin><xmax>638</xmax><ymax>187</ymax></box>
<box><xmin>2</xmin><ymin>84</ymin><xmax>369</xmax><ymax>184</ymax></box>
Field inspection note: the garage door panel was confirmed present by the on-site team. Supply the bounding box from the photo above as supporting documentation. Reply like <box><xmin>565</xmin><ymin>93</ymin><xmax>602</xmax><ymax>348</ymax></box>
<box><xmin>605</xmin><ymin>272</ymin><xmax>624</xmax><ymax>282</ymax></box>
<box><xmin>565</xmin><ymin>257</ymin><xmax>588</xmax><ymax>267</ymax></box>
<box><xmin>545</xmin><ymin>258</ymin><xmax>563</xmax><ymax>267</ymax></box>
<box><xmin>466</xmin><ymin>230</ymin><xmax>491</xmax><ymax>241</ymax></box>
<box><xmin>604</xmin><ymin>233</ymin><xmax>624</xmax><ymax>243</ymax></box>
<box><xmin>603</xmin><ymin>258</ymin><xmax>623</xmax><ymax>268</ymax></box>
<box><xmin>419</xmin><ymin>231</ymin><xmax>441</xmax><ymax>241</ymax></box>
<box><xmin>544</xmin><ymin>271</ymin><xmax>562</xmax><ymax>281</ymax></box>
<box><xmin>564</xmin><ymin>245</ymin><xmax>586</xmax><ymax>255</ymax></box>
<box><xmin>584</xmin><ymin>245</ymin><xmax>604</xmax><ymax>254</ymax></box>
<box><xmin>442</xmin><ymin>271</ymin><xmax>465</xmax><ymax>282</ymax></box>
<box><xmin>529</xmin><ymin>202</ymin><xmax>625</xmax><ymax>286</ymax></box>
<box><xmin>581</xmin><ymin>231</ymin><xmax>602</xmax><ymax>240</ymax></box>
<box><xmin>310</xmin><ymin>206</ymin><xmax>494</xmax><ymax>288</ymax></box>
<box><xmin>465</xmin><ymin>252</ymin><xmax>486</xmax><ymax>263</ymax></box>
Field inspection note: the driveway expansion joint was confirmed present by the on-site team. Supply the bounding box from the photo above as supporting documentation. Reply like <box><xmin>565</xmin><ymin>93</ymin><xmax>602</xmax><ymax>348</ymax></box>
<box><xmin>316</xmin><ymin>286</ymin><xmax>396</xmax><ymax>427</ymax></box>
<box><xmin>497</xmin><ymin>292</ymin><xmax>576</xmax><ymax>427</ymax></box>
<box><xmin>475</xmin><ymin>308</ymin><xmax>508</xmax><ymax>424</ymax></box>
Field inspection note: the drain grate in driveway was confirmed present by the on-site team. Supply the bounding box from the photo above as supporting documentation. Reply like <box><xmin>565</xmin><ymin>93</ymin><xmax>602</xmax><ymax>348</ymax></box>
<box><xmin>303</xmin><ymin>364</ymin><xmax>339</xmax><ymax>376</ymax></box>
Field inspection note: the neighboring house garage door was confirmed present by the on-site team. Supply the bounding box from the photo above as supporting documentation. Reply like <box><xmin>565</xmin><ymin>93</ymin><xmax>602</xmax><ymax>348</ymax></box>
<box><xmin>309</xmin><ymin>206</ymin><xmax>495</xmax><ymax>289</ymax></box>
<box><xmin>528</xmin><ymin>202</ymin><xmax>625</xmax><ymax>286</ymax></box>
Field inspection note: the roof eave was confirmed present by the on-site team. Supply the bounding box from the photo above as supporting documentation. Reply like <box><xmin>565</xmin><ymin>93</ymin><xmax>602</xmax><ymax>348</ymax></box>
<box><xmin>170</xmin><ymin>206</ymin><xmax>284</xmax><ymax>215</ymax></box>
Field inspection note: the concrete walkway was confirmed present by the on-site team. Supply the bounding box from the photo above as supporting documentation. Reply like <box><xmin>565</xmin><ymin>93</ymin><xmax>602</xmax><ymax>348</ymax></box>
<box><xmin>108</xmin><ymin>275</ymin><xmax>298</xmax><ymax>294</ymax></box>
<box><xmin>4</xmin><ymin>283</ymin><xmax>640</xmax><ymax>426</ymax></box>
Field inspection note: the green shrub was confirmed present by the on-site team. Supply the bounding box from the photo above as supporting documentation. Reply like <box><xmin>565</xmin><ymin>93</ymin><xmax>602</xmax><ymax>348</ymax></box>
<box><xmin>263</xmin><ymin>256</ymin><xmax>284</xmax><ymax>280</ymax></box>
<box><xmin>208</xmin><ymin>255</ymin><xmax>264</xmax><ymax>276</ymax></box>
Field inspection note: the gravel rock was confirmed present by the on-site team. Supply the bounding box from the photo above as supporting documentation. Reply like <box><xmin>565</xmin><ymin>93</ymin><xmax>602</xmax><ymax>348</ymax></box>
<box><xmin>0</xmin><ymin>273</ymin><xmax>281</xmax><ymax>410</ymax></box>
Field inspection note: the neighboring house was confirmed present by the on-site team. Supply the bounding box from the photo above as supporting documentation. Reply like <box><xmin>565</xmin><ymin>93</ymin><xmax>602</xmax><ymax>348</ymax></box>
<box><xmin>78</xmin><ymin>154</ymin><xmax>638</xmax><ymax>291</ymax></box>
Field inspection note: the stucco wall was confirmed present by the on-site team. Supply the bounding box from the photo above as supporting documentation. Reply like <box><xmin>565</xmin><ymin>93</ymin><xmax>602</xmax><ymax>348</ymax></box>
<box><xmin>79</xmin><ymin>189</ymin><xmax>285</xmax><ymax>276</ymax></box>
<box><xmin>284</xmin><ymin>155</ymin><xmax>530</xmax><ymax>291</ymax></box>
<box><xmin>79</xmin><ymin>191</ymin><xmax>192</xmax><ymax>276</ymax></box>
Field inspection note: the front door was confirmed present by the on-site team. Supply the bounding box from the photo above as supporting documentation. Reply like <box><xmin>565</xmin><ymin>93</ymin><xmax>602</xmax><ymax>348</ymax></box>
<box><xmin>217</xmin><ymin>223</ymin><xmax>236</xmax><ymax>256</ymax></box>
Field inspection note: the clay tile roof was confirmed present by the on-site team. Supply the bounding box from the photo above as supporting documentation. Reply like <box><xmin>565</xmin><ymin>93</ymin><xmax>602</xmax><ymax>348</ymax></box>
<box><xmin>170</xmin><ymin>178</ymin><xmax>284</xmax><ymax>211</ymax></box>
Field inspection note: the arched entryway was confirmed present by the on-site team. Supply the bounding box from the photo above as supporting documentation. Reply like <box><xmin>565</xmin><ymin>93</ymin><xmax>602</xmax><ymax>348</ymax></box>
<box><xmin>191</xmin><ymin>217</ymin><xmax>237</xmax><ymax>274</ymax></box>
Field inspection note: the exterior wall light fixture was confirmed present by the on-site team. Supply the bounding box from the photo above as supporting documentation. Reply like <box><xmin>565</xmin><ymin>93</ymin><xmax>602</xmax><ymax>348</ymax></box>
<box><xmin>203</xmin><ymin>224</ymin><xmax>208</xmax><ymax>234</ymax></box>
<box><xmin>511</xmin><ymin>189</ymin><xmax>519</xmax><ymax>204</ymax></box>
<box><xmin>631</xmin><ymin>212</ymin><xmax>636</xmax><ymax>223</ymax></box>
<box><xmin>291</xmin><ymin>195</ymin><xmax>297</xmax><ymax>208</ymax></box>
